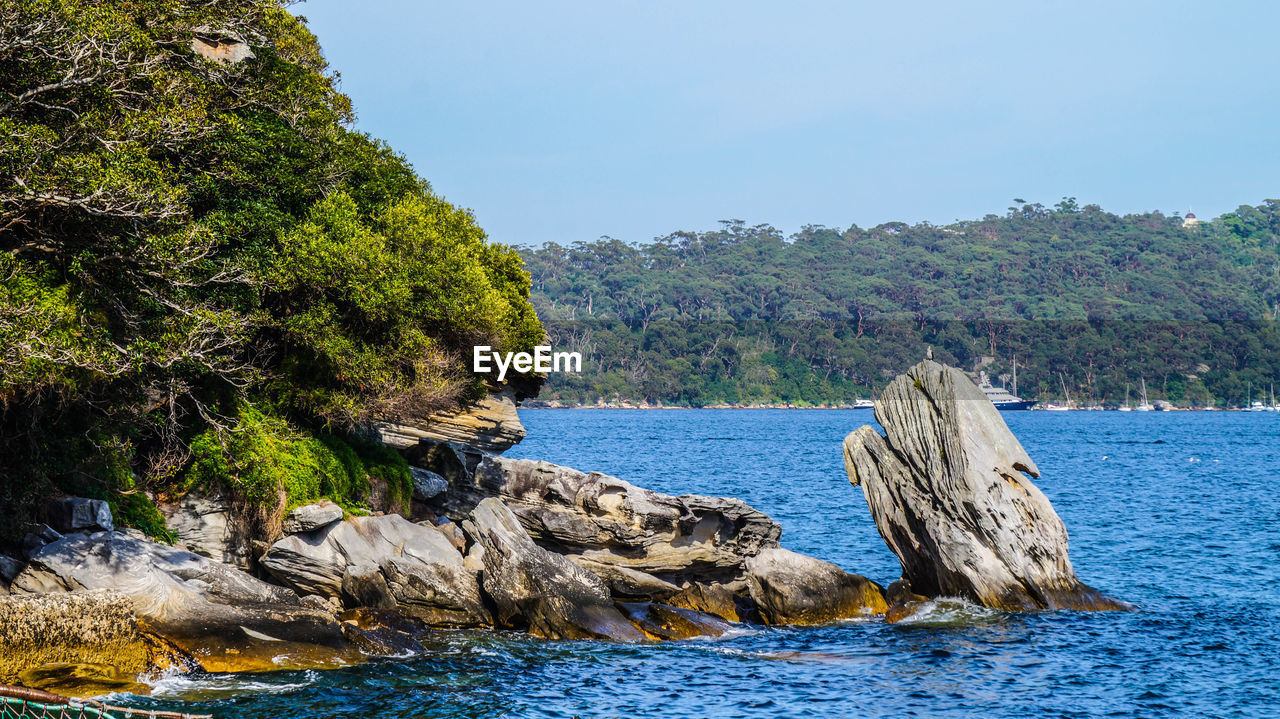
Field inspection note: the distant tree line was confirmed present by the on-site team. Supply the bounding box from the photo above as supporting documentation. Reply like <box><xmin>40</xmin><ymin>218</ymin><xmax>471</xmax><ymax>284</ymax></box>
<box><xmin>521</xmin><ymin>200</ymin><xmax>1280</xmax><ymax>407</ymax></box>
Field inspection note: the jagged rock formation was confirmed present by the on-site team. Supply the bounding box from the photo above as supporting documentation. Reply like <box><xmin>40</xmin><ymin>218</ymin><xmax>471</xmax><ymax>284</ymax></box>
<box><xmin>375</xmin><ymin>391</ymin><xmax>527</xmax><ymax>453</ymax></box>
<box><xmin>419</xmin><ymin>445</ymin><xmax>782</xmax><ymax>593</ymax></box>
<box><xmin>842</xmin><ymin>360</ymin><xmax>1125</xmax><ymax>611</ymax></box>
<box><xmin>462</xmin><ymin>498</ymin><xmax>644</xmax><ymax>641</ymax></box>
<box><xmin>745</xmin><ymin>548</ymin><xmax>887</xmax><ymax>624</ymax></box>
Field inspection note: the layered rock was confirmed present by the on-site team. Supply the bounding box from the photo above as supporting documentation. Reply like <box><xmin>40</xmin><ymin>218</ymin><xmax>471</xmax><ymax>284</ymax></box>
<box><xmin>261</xmin><ymin>514</ymin><xmax>490</xmax><ymax>628</ymax></box>
<box><xmin>745</xmin><ymin>548</ymin><xmax>887</xmax><ymax>624</ymax></box>
<box><xmin>422</xmin><ymin>448</ymin><xmax>782</xmax><ymax>594</ymax></box>
<box><xmin>376</xmin><ymin>391</ymin><xmax>526</xmax><ymax>453</ymax></box>
<box><xmin>10</xmin><ymin>532</ymin><xmax>359</xmax><ymax>673</ymax></box>
<box><xmin>462</xmin><ymin>498</ymin><xmax>644</xmax><ymax>641</ymax></box>
<box><xmin>378</xmin><ymin>557</ymin><xmax>489</xmax><ymax>627</ymax></box>
<box><xmin>842</xmin><ymin>360</ymin><xmax>1125</xmax><ymax>611</ymax></box>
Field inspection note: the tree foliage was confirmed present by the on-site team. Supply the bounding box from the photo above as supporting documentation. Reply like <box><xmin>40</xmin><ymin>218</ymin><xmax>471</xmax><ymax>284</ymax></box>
<box><xmin>0</xmin><ymin>0</ymin><xmax>542</xmax><ymax>537</ymax></box>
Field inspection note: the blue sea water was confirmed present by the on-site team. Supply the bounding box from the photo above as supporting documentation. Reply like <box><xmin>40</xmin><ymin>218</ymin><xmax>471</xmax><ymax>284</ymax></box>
<box><xmin>122</xmin><ymin>410</ymin><xmax>1280</xmax><ymax>718</ymax></box>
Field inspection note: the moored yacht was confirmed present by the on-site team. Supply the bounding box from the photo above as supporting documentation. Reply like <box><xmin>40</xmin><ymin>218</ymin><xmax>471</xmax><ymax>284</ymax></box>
<box><xmin>977</xmin><ymin>370</ymin><xmax>1036</xmax><ymax>410</ymax></box>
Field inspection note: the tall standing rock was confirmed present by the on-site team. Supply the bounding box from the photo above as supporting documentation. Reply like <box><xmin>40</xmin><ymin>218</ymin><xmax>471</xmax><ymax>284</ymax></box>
<box><xmin>842</xmin><ymin>360</ymin><xmax>1124</xmax><ymax>611</ymax></box>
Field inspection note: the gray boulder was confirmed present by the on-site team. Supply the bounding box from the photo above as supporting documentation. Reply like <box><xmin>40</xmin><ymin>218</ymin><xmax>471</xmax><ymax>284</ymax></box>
<box><xmin>745</xmin><ymin>548</ymin><xmax>887</xmax><ymax>625</ymax></box>
<box><xmin>9</xmin><ymin>532</ymin><xmax>356</xmax><ymax>673</ymax></box>
<box><xmin>463</xmin><ymin>498</ymin><xmax>644</xmax><ymax>641</ymax></box>
<box><xmin>261</xmin><ymin>514</ymin><xmax>463</xmax><ymax>598</ymax></box>
<box><xmin>261</xmin><ymin>514</ymin><xmax>489</xmax><ymax>627</ymax></box>
<box><xmin>283</xmin><ymin>500</ymin><xmax>344</xmax><ymax>534</ymax></box>
<box><xmin>48</xmin><ymin>498</ymin><xmax>113</xmax><ymax>534</ymax></box>
<box><xmin>843</xmin><ymin>360</ymin><xmax>1126</xmax><ymax>611</ymax></box>
<box><xmin>665</xmin><ymin>582</ymin><xmax>743</xmax><ymax>623</ymax></box>
<box><xmin>424</xmin><ymin>449</ymin><xmax>782</xmax><ymax>592</ymax></box>
<box><xmin>411</xmin><ymin>467</ymin><xmax>449</xmax><ymax>501</ymax></box>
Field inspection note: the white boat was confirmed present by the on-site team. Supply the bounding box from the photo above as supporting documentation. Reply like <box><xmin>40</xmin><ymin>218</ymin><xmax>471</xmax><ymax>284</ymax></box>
<box><xmin>1241</xmin><ymin>382</ymin><xmax>1276</xmax><ymax>411</ymax></box>
<box><xmin>853</xmin><ymin>398</ymin><xmax>875</xmax><ymax>409</ymax></box>
<box><xmin>1054</xmin><ymin>372</ymin><xmax>1075</xmax><ymax>410</ymax></box>
<box><xmin>1260</xmin><ymin>384</ymin><xmax>1280</xmax><ymax>411</ymax></box>
<box><xmin>1119</xmin><ymin>383</ymin><xmax>1133</xmax><ymax>411</ymax></box>
<box><xmin>977</xmin><ymin>367</ymin><xmax>1036</xmax><ymax>410</ymax></box>
<box><xmin>1135</xmin><ymin>378</ymin><xmax>1153</xmax><ymax>411</ymax></box>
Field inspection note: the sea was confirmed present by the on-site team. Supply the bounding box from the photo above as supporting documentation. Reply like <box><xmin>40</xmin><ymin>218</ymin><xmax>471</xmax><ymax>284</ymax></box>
<box><xmin>116</xmin><ymin>409</ymin><xmax>1280</xmax><ymax>718</ymax></box>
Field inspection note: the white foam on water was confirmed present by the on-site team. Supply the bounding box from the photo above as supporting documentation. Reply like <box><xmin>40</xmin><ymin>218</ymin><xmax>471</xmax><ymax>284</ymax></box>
<box><xmin>893</xmin><ymin>597</ymin><xmax>1004</xmax><ymax>626</ymax></box>
<box><xmin>144</xmin><ymin>668</ymin><xmax>320</xmax><ymax>699</ymax></box>
<box><xmin>682</xmin><ymin>624</ymin><xmax>762</xmax><ymax>642</ymax></box>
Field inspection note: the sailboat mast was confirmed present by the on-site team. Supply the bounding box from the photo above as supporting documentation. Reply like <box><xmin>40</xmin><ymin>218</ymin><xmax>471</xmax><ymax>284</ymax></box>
<box><xmin>1012</xmin><ymin>357</ymin><xmax>1018</xmax><ymax>397</ymax></box>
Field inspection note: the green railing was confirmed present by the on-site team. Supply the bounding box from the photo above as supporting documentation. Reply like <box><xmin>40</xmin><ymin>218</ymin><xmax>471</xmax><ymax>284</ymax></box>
<box><xmin>0</xmin><ymin>688</ymin><xmax>210</xmax><ymax>719</ymax></box>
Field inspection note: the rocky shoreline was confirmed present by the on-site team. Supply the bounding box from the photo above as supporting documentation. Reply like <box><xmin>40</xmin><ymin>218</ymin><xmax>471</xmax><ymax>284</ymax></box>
<box><xmin>0</xmin><ymin>361</ymin><xmax>1124</xmax><ymax>698</ymax></box>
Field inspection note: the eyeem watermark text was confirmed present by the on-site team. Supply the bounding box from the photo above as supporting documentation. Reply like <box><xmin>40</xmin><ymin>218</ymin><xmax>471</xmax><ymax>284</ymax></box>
<box><xmin>473</xmin><ymin>346</ymin><xmax>582</xmax><ymax>381</ymax></box>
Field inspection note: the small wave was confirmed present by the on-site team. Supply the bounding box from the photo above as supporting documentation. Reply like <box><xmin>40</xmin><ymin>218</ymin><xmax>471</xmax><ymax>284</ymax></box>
<box><xmin>892</xmin><ymin>597</ymin><xmax>1005</xmax><ymax>627</ymax></box>
<box><xmin>685</xmin><ymin>624</ymin><xmax>762</xmax><ymax>641</ymax></box>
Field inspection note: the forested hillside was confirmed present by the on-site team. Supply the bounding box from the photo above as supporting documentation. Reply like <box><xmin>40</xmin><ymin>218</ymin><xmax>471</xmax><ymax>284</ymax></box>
<box><xmin>0</xmin><ymin>0</ymin><xmax>542</xmax><ymax>539</ymax></box>
<box><xmin>523</xmin><ymin>200</ymin><xmax>1280</xmax><ymax>407</ymax></box>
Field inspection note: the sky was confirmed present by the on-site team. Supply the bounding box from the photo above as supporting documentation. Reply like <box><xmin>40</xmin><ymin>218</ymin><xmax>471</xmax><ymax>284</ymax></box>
<box><xmin>295</xmin><ymin>1</ymin><xmax>1280</xmax><ymax>248</ymax></box>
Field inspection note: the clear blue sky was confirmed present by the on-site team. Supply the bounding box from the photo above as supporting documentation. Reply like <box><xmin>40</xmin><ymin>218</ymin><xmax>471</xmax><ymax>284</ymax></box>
<box><xmin>296</xmin><ymin>1</ymin><xmax>1280</xmax><ymax>247</ymax></box>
